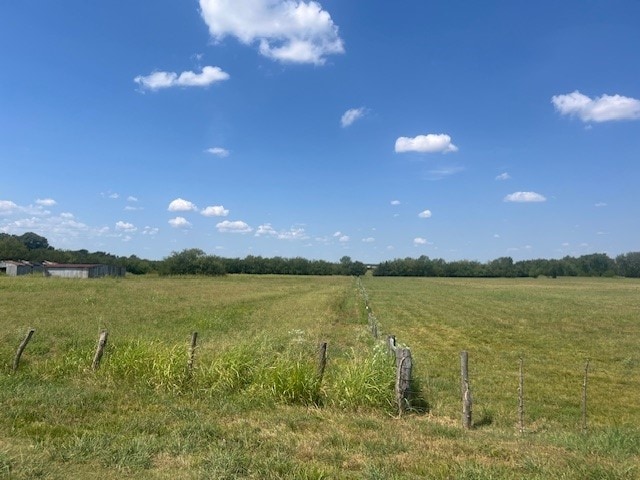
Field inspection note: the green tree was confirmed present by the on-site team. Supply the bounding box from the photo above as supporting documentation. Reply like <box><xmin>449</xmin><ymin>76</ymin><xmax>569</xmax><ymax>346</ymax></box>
<box><xmin>616</xmin><ymin>252</ymin><xmax>640</xmax><ymax>278</ymax></box>
<box><xmin>17</xmin><ymin>232</ymin><xmax>50</xmax><ymax>250</ymax></box>
<box><xmin>0</xmin><ymin>235</ymin><xmax>29</xmax><ymax>259</ymax></box>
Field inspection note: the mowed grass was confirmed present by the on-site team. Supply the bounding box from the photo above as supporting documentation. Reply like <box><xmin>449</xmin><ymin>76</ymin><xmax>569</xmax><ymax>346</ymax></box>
<box><xmin>1</xmin><ymin>274</ymin><xmax>639</xmax><ymax>479</ymax></box>
<box><xmin>362</xmin><ymin>276</ymin><xmax>640</xmax><ymax>429</ymax></box>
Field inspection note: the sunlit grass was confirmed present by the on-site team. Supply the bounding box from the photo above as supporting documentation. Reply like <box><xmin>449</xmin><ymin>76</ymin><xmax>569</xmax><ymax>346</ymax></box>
<box><xmin>0</xmin><ymin>275</ymin><xmax>638</xmax><ymax>478</ymax></box>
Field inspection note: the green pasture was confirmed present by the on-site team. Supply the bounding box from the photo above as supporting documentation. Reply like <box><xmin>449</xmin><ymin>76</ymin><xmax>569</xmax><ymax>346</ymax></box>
<box><xmin>0</xmin><ymin>274</ymin><xmax>638</xmax><ymax>479</ymax></box>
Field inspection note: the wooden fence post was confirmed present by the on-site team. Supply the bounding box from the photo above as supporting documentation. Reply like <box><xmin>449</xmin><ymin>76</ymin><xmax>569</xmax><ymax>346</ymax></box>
<box><xmin>317</xmin><ymin>341</ymin><xmax>328</xmax><ymax>382</ymax></box>
<box><xmin>461</xmin><ymin>351</ymin><xmax>472</xmax><ymax>429</ymax></box>
<box><xmin>387</xmin><ymin>335</ymin><xmax>397</xmax><ymax>356</ymax></box>
<box><xmin>12</xmin><ymin>328</ymin><xmax>35</xmax><ymax>373</ymax></box>
<box><xmin>582</xmin><ymin>359</ymin><xmax>590</xmax><ymax>433</ymax></box>
<box><xmin>395</xmin><ymin>347</ymin><xmax>412</xmax><ymax>415</ymax></box>
<box><xmin>518</xmin><ymin>357</ymin><xmax>525</xmax><ymax>435</ymax></box>
<box><xmin>92</xmin><ymin>330</ymin><xmax>108</xmax><ymax>370</ymax></box>
<box><xmin>187</xmin><ymin>331</ymin><xmax>198</xmax><ymax>375</ymax></box>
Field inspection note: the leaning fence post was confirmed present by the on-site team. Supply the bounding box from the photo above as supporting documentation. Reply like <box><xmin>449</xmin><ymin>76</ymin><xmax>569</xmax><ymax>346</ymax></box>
<box><xmin>395</xmin><ymin>347</ymin><xmax>412</xmax><ymax>415</ymax></box>
<box><xmin>12</xmin><ymin>328</ymin><xmax>35</xmax><ymax>373</ymax></box>
<box><xmin>582</xmin><ymin>359</ymin><xmax>590</xmax><ymax>433</ymax></box>
<box><xmin>92</xmin><ymin>330</ymin><xmax>108</xmax><ymax>370</ymax></box>
<box><xmin>461</xmin><ymin>350</ymin><xmax>472</xmax><ymax>429</ymax></box>
<box><xmin>187</xmin><ymin>331</ymin><xmax>198</xmax><ymax>375</ymax></box>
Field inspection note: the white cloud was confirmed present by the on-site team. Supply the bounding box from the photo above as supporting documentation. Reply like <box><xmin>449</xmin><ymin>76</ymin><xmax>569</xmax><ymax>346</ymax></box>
<box><xmin>206</xmin><ymin>147</ymin><xmax>230</xmax><ymax>157</ymax></box>
<box><xmin>418</xmin><ymin>209</ymin><xmax>432</xmax><ymax>219</ymax></box>
<box><xmin>256</xmin><ymin>223</ymin><xmax>309</xmax><ymax>240</ymax></box>
<box><xmin>36</xmin><ymin>198</ymin><xmax>56</xmax><ymax>206</ymax></box>
<box><xmin>134</xmin><ymin>66</ymin><xmax>230</xmax><ymax>91</ymax></box>
<box><xmin>595</xmin><ymin>202</ymin><xmax>607</xmax><ymax>207</ymax></box>
<box><xmin>256</xmin><ymin>223</ymin><xmax>277</xmax><ymax>236</ymax></box>
<box><xmin>390</xmin><ymin>200</ymin><xmax>401</xmax><ymax>206</ymax></box>
<box><xmin>362</xmin><ymin>237</ymin><xmax>375</xmax><ymax>243</ymax></box>
<box><xmin>0</xmin><ymin>200</ymin><xmax>18</xmax><ymax>213</ymax></box>
<box><xmin>199</xmin><ymin>0</ymin><xmax>344</xmax><ymax>65</ymax></box>
<box><xmin>395</xmin><ymin>134</ymin><xmax>458</xmax><ymax>154</ymax></box>
<box><xmin>413</xmin><ymin>237</ymin><xmax>428</xmax><ymax>245</ymax></box>
<box><xmin>216</xmin><ymin>220</ymin><xmax>252</xmax><ymax>233</ymax></box>
<box><xmin>115</xmin><ymin>221</ymin><xmax>137</xmax><ymax>232</ymax></box>
<box><xmin>338</xmin><ymin>235</ymin><xmax>350</xmax><ymax>243</ymax></box>
<box><xmin>168</xmin><ymin>198</ymin><xmax>198</xmax><ymax>212</ymax></box>
<box><xmin>341</xmin><ymin>107</ymin><xmax>365</xmax><ymax>127</ymax></box>
<box><xmin>277</xmin><ymin>226</ymin><xmax>308</xmax><ymax>240</ymax></box>
<box><xmin>495</xmin><ymin>172</ymin><xmax>511</xmax><ymax>181</ymax></box>
<box><xmin>333</xmin><ymin>231</ymin><xmax>342</xmax><ymax>237</ymax></box>
<box><xmin>124</xmin><ymin>206</ymin><xmax>143</xmax><ymax>211</ymax></box>
<box><xmin>168</xmin><ymin>217</ymin><xmax>191</xmax><ymax>228</ymax></box>
<box><xmin>0</xmin><ymin>212</ymin><xmax>106</xmax><ymax>243</ymax></box>
<box><xmin>201</xmin><ymin>205</ymin><xmax>229</xmax><ymax>217</ymax></box>
<box><xmin>0</xmin><ymin>200</ymin><xmax>51</xmax><ymax>216</ymax></box>
<box><xmin>504</xmin><ymin>192</ymin><xmax>547</xmax><ymax>203</ymax></box>
<box><xmin>254</xmin><ymin>224</ymin><xmax>308</xmax><ymax>240</ymax></box>
<box><xmin>142</xmin><ymin>226</ymin><xmax>159</xmax><ymax>236</ymax></box>
<box><xmin>552</xmin><ymin>90</ymin><xmax>640</xmax><ymax>123</ymax></box>
<box><xmin>127</xmin><ymin>196</ymin><xmax>138</xmax><ymax>202</ymax></box>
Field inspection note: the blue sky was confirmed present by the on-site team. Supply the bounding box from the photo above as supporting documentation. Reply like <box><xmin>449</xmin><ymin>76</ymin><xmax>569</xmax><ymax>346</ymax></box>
<box><xmin>1</xmin><ymin>1</ymin><xmax>639</xmax><ymax>263</ymax></box>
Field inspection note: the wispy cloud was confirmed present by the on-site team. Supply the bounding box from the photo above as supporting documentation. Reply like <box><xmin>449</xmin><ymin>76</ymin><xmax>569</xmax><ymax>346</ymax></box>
<box><xmin>504</xmin><ymin>191</ymin><xmax>546</xmax><ymax>203</ymax></box>
<box><xmin>331</xmin><ymin>231</ymin><xmax>350</xmax><ymax>242</ymax></box>
<box><xmin>135</xmin><ymin>66</ymin><xmax>229</xmax><ymax>91</ymax></box>
<box><xmin>427</xmin><ymin>165</ymin><xmax>464</xmax><ymax>180</ymax></box>
<box><xmin>390</xmin><ymin>200</ymin><xmax>401</xmax><ymax>206</ymax></box>
<box><xmin>552</xmin><ymin>90</ymin><xmax>640</xmax><ymax>123</ymax></box>
<box><xmin>0</xmin><ymin>200</ymin><xmax>52</xmax><ymax>216</ymax></box>
<box><xmin>206</xmin><ymin>147</ymin><xmax>230</xmax><ymax>158</ymax></box>
<box><xmin>413</xmin><ymin>237</ymin><xmax>428</xmax><ymax>245</ymax></box>
<box><xmin>395</xmin><ymin>133</ymin><xmax>458</xmax><ymax>154</ymax></box>
<box><xmin>0</xmin><ymin>200</ymin><xmax>19</xmax><ymax>214</ymax></box>
<box><xmin>341</xmin><ymin>107</ymin><xmax>366</xmax><ymax>127</ymax></box>
<box><xmin>418</xmin><ymin>209</ymin><xmax>432</xmax><ymax>219</ymax></box>
<box><xmin>255</xmin><ymin>223</ymin><xmax>308</xmax><ymax>240</ymax></box>
<box><xmin>36</xmin><ymin>198</ymin><xmax>56</xmax><ymax>206</ymax></box>
<box><xmin>199</xmin><ymin>0</ymin><xmax>344</xmax><ymax>65</ymax></box>
<box><xmin>495</xmin><ymin>172</ymin><xmax>511</xmax><ymax>181</ymax></box>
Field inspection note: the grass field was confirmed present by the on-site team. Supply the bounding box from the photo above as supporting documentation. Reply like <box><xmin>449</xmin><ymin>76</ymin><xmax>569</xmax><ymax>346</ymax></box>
<box><xmin>1</xmin><ymin>274</ymin><xmax>638</xmax><ymax>479</ymax></box>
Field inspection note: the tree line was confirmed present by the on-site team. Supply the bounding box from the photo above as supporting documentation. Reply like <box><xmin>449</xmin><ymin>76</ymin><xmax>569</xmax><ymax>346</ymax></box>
<box><xmin>1</xmin><ymin>232</ymin><xmax>639</xmax><ymax>278</ymax></box>
<box><xmin>373</xmin><ymin>253</ymin><xmax>640</xmax><ymax>278</ymax></box>
<box><xmin>0</xmin><ymin>233</ymin><xmax>366</xmax><ymax>276</ymax></box>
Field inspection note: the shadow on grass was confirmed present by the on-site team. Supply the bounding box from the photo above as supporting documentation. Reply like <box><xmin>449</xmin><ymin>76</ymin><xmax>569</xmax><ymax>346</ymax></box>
<box><xmin>474</xmin><ymin>409</ymin><xmax>494</xmax><ymax>428</ymax></box>
<box><xmin>408</xmin><ymin>376</ymin><xmax>430</xmax><ymax>414</ymax></box>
